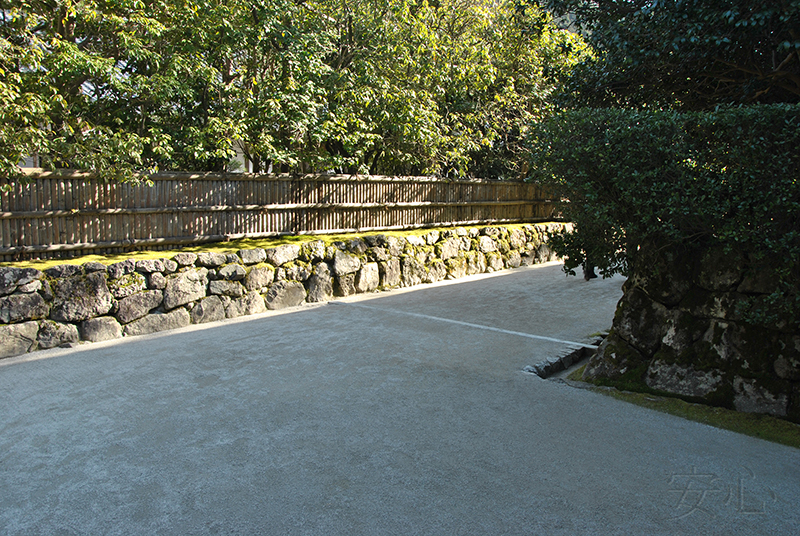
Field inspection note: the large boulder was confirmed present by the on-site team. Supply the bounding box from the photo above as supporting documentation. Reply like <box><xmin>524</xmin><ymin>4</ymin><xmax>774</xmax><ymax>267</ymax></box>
<box><xmin>244</xmin><ymin>264</ymin><xmax>275</xmax><ymax>292</ymax></box>
<box><xmin>332</xmin><ymin>250</ymin><xmax>361</xmax><ymax>276</ymax></box>
<box><xmin>190</xmin><ymin>296</ymin><xmax>226</xmax><ymax>324</ymax></box>
<box><xmin>379</xmin><ymin>258</ymin><xmax>401</xmax><ymax>288</ymax></box>
<box><xmin>265</xmin><ymin>281</ymin><xmax>306</xmax><ymax>310</ymax></box>
<box><xmin>116</xmin><ymin>290</ymin><xmax>164</xmax><ymax>324</ymax></box>
<box><xmin>80</xmin><ymin>317</ymin><xmax>123</xmax><ymax>342</ymax></box>
<box><xmin>238</xmin><ymin>248</ymin><xmax>267</xmax><ymax>265</ymax></box>
<box><xmin>108</xmin><ymin>272</ymin><xmax>147</xmax><ymax>299</ymax></box>
<box><xmin>225</xmin><ymin>292</ymin><xmax>267</xmax><ymax>318</ymax></box>
<box><xmin>123</xmin><ymin>308</ymin><xmax>191</xmax><ymax>337</ymax></box>
<box><xmin>37</xmin><ymin>320</ymin><xmax>80</xmax><ymax>350</ymax></box>
<box><xmin>307</xmin><ymin>263</ymin><xmax>334</xmax><ymax>303</ymax></box>
<box><xmin>355</xmin><ymin>263</ymin><xmax>380</xmax><ymax>293</ymax></box>
<box><xmin>50</xmin><ymin>272</ymin><xmax>114</xmax><ymax>323</ymax></box>
<box><xmin>163</xmin><ymin>268</ymin><xmax>209</xmax><ymax>310</ymax></box>
<box><xmin>0</xmin><ymin>267</ymin><xmax>42</xmax><ymax>296</ymax></box>
<box><xmin>0</xmin><ymin>321</ymin><xmax>39</xmax><ymax>358</ymax></box>
<box><xmin>0</xmin><ymin>292</ymin><xmax>49</xmax><ymax>324</ymax></box>
<box><xmin>266</xmin><ymin>244</ymin><xmax>301</xmax><ymax>267</ymax></box>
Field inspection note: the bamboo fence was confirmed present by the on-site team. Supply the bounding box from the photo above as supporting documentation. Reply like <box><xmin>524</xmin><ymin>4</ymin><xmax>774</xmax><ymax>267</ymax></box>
<box><xmin>0</xmin><ymin>171</ymin><xmax>558</xmax><ymax>261</ymax></box>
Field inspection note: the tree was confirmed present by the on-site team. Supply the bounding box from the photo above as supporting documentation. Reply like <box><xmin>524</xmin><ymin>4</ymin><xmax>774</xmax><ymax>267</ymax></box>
<box><xmin>2</xmin><ymin>0</ymin><xmax>587</xmax><ymax>180</ymax></box>
<box><xmin>537</xmin><ymin>0</ymin><xmax>800</xmax><ymax>110</ymax></box>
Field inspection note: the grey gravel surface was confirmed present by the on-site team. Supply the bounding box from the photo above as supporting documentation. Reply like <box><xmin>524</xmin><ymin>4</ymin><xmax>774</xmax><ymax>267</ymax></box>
<box><xmin>1</xmin><ymin>263</ymin><xmax>798</xmax><ymax>535</ymax></box>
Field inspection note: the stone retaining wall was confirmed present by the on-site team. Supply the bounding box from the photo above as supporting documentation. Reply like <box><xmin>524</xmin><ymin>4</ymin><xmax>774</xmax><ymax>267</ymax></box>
<box><xmin>582</xmin><ymin>244</ymin><xmax>800</xmax><ymax>423</ymax></box>
<box><xmin>0</xmin><ymin>224</ymin><xmax>566</xmax><ymax>359</ymax></box>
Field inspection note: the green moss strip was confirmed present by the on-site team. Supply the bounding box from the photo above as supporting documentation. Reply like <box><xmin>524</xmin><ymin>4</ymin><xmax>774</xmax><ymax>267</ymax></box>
<box><xmin>567</xmin><ymin>365</ymin><xmax>800</xmax><ymax>450</ymax></box>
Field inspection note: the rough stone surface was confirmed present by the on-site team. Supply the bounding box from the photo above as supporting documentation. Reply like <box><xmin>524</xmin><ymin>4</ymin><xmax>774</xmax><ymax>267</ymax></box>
<box><xmin>190</xmin><ymin>296</ymin><xmax>226</xmax><ymax>324</ymax></box>
<box><xmin>733</xmin><ymin>377</ymin><xmax>789</xmax><ymax>417</ymax></box>
<box><xmin>506</xmin><ymin>251</ymin><xmax>522</xmax><ymax>269</ymax></box>
<box><xmin>0</xmin><ymin>321</ymin><xmax>39</xmax><ymax>358</ymax></box>
<box><xmin>265</xmin><ymin>281</ymin><xmax>306</xmax><ymax>310</ymax></box>
<box><xmin>45</xmin><ymin>264</ymin><xmax>83</xmax><ymax>279</ymax></box>
<box><xmin>196</xmin><ymin>252</ymin><xmax>227</xmax><ymax>268</ymax></box>
<box><xmin>209</xmin><ymin>280</ymin><xmax>246</xmax><ymax>298</ymax></box>
<box><xmin>380</xmin><ymin>258</ymin><xmax>402</xmax><ymax>288</ymax></box>
<box><xmin>116</xmin><ymin>291</ymin><xmax>164</xmax><ymax>324</ymax></box>
<box><xmin>148</xmin><ymin>272</ymin><xmax>167</xmax><ymax>290</ymax></box>
<box><xmin>386</xmin><ymin>236</ymin><xmax>405</xmax><ymax>257</ymax></box>
<box><xmin>582</xmin><ymin>333</ymin><xmax>646</xmax><ymax>383</ymax></box>
<box><xmin>445</xmin><ymin>257</ymin><xmax>467</xmax><ymax>280</ymax></box>
<box><xmin>16</xmin><ymin>280</ymin><xmax>42</xmax><ymax>293</ymax></box>
<box><xmin>108</xmin><ymin>273</ymin><xmax>147</xmax><ymax>299</ymax></box>
<box><xmin>107</xmin><ymin>260</ymin><xmax>136</xmax><ymax>280</ymax></box>
<box><xmin>335</xmin><ymin>274</ymin><xmax>357</xmax><ymax>297</ymax></box>
<box><xmin>301</xmin><ymin>240</ymin><xmax>326</xmax><ymax>262</ymax></box>
<box><xmin>425</xmin><ymin>230</ymin><xmax>440</xmax><ymax>245</ymax></box>
<box><xmin>50</xmin><ymin>272</ymin><xmax>114</xmax><ymax>323</ymax></box>
<box><xmin>645</xmin><ymin>360</ymin><xmax>724</xmax><ymax>398</ymax></box>
<box><xmin>425</xmin><ymin>261</ymin><xmax>447</xmax><ymax>284</ymax></box>
<box><xmin>266</xmin><ymin>244</ymin><xmax>301</xmax><ymax>267</ymax></box>
<box><xmin>486</xmin><ymin>252</ymin><xmax>504</xmax><ymax>272</ymax></box>
<box><xmin>136</xmin><ymin>259</ymin><xmax>165</xmax><ymax>273</ymax></box>
<box><xmin>355</xmin><ymin>263</ymin><xmax>380</xmax><ymax>293</ymax></box>
<box><xmin>82</xmin><ymin>262</ymin><xmax>107</xmax><ymax>273</ymax></box>
<box><xmin>218</xmin><ymin>264</ymin><xmax>247</xmax><ymax>281</ymax></box>
<box><xmin>278</xmin><ymin>263</ymin><xmax>311</xmax><ymax>282</ymax></box>
<box><xmin>0</xmin><ymin>292</ymin><xmax>49</xmax><ymax>324</ymax></box>
<box><xmin>437</xmin><ymin>238</ymin><xmax>461</xmax><ymax>261</ymax></box>
<box><xmin>613</xmin><ymin>287</ymin><xmax>669</xmax><ymax>356</ymax></box>
<box><xmin>0</xmin><ymin>267</ymin><xmax>42</xmax><ymax>296</ymax></box>
<box><xmin>406</xmin><ymin>235</ymin><xmax>425</xmax><ymax>247</ymax></box>
<box><xmin>238</xmin><ymin>248</ymin><xmax>267</xmax><ymax>265</ymax></box>
<box><xmin>162</xmin><ymin>259</ymin><xmax>178</xmax><ymax>274</ymax></box>
<box><xmin>307</xmin><ymin>263</ymin><xmax>333</xmax><ymax>303</ymax></box>
<box><xmin>123</xmin><ymin>308</ymin><xmax>191</xmax><ymax>337</ymax></box>
<box><xmin>348</xmin><ymin>238</ymin><xmax>369</xmax><ymax>255</ymax></box>
<box><xmin>80</xmin><ymin>317</ymin><xmax>122</xmax><ymax>342</ymax></box>
<box><xmin>172</xmin><ymin>252</ymin><xmax>198</xmax><ymax>267</ymax></box>
<box><xmin>478</xmin><ymin>236</ymin><xmax>497</xmax><ymax>253</ymax></box>
<box><xmin>163</xmin><ymin>268</ymin><xmax>209</xmax><ymax>310</ymax></box>
<box><xmin>401</xmin><ymin>256</ymin><xmax>426</xmax><ymax>287</ymax></box>
<box><xmin>37</xmin><ymin>320</ymin><xmax>80</xmax><ymax>350</ymax></box>
<box><xmin>332</xmin><ymin>250</ymin><xmax>362</xmax><ymax>276</ymax></box>
<box><xmin>244</xmin><ymin>265</ymin><xmax>275</xmax><ymax>292</ymax></box>
<box><xmin>226</xmin><ymin>292</ymin><xmax>267</xmax><ymax>318</ymax></box>
<box><xmin>465</xmin><ymin>252</ymin><xmax>487</xmax><ymax>275</ymax></box>
<box><xmin>775</xmin><ymin>353</ymin><xmax>800</xmax><ymax>381</ymax></box>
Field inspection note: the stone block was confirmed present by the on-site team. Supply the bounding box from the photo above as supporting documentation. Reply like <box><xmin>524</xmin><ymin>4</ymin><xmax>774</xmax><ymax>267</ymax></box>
<box><xmin>116</xmin><ymin>290</ymin><xmax>164</xmax><ymax>324</ymax></box>
<box><xmin>50</xmin><ymin>272</ymin><xmax>114</xmax><ymax>323</ymax></box>
<box><xmin>190</xmin><ymin>296</ymin><xmax>226</xmax><ymax>324</ymax></box>
<box><xmin>266</xmin><ymin>244</ymin><xmax>301</xmax><ymax>267</ymax></box>
<box><xmin>80</xmin><ymin>317</ymin><xmax>122</xmax><ymax>342</ymax></box>
<box><xmin>307</xmin><ymin>263</ymin><xmax>333</xmax><ymax>303</ymax></box>
<box><xmin>108</xmin><ymin>272</ymin><xmax>147</xmax><ymax>299</ymax></box>
<box><xmin>37</xmin><ymin>320</ymin><xmax>80</xmax><ymax>350</ymax></box>
<box><xmin>226</xmin><ymin>291</ymin><xmax>267</xmax><ymax>318</ymax></box>
<box><xmin>238</xmin><ymin>248</ymin><xmax>267</xmax><ymax>265</ymax></box>
<box><xmin>355</xmin><ymin>263</ymin><xmax>380</xmax><ymax>293</ymax></box>
<box><xmin>163</xmin><ymin>268</ymin><xmax>208</xmax><ymax>310</ymax></box>
<box><xmin>123</xmin><ymin>308</ymin><xmax>191</xmax><ymax>337</ymax></box>
<box><xmin>332</xmin><ymin>250</ymin><xmax>361</xmax><ymax>276</ymax></box>
<box><xmin>0</xmin><ymin>292</ymin><xmax>49</xmax><ymax>324</ymax></box>
<box><xmin>380</xmin><ymin>258</ymin><xmax>401</xmax><ymax>288</ymax></box>
<box><xmin>265</xmin><ymin>281</ymin><xmax>306</xmax><ymax>310</ymax></box>
<box><xmin>0</xmin><ymin>321</ymin><xmax>39</xmax><ymax>358</ymax></box>
<box><xmin>244</xmin><ymin>265</ymin><xmax>275</xmax><ymax>292</ymax></box>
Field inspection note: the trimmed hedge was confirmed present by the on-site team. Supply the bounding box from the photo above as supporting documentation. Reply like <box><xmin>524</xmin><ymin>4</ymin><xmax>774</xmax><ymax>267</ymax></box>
<box><xmin>529</xmin><ymin>104</ymin><xmax>800</xmax><ymax>329</ymax></box>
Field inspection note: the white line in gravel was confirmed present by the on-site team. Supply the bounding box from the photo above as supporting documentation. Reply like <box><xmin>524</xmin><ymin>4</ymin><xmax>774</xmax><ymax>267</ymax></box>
<box><xmin>335</xmin><ymin>301</ymin><xmax>599</xmax><ymax>349</ymax></box>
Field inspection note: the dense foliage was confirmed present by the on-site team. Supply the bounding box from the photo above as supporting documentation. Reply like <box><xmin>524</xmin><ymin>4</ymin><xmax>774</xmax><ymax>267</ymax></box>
<box><xmin>0</xmin><ymin>0</ymin><xmax>587</xmax><ymax>181</ymax></box>
<box><xmin>537</xmin><ymin>0</ymin><xmax>800</xmax><ymax>110</ymax></box>
<box><xmin>529</xmin><ymin>105</ymin><xmax>800</xmax><ymax>326</ymax></box>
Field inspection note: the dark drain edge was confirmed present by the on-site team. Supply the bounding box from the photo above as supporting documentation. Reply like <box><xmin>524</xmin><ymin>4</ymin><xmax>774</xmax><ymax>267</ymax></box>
<box><xmin>523</xmin><ymin>339</ymin><xmax>603</xmax><ymax>379</ymax></box>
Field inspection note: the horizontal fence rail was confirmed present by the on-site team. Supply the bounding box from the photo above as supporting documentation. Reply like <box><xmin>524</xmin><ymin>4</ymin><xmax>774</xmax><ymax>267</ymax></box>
<box><xmin>0</xmin><ymin>171</ymin><xmax>557</xmax><ymax>261</ymax></box>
